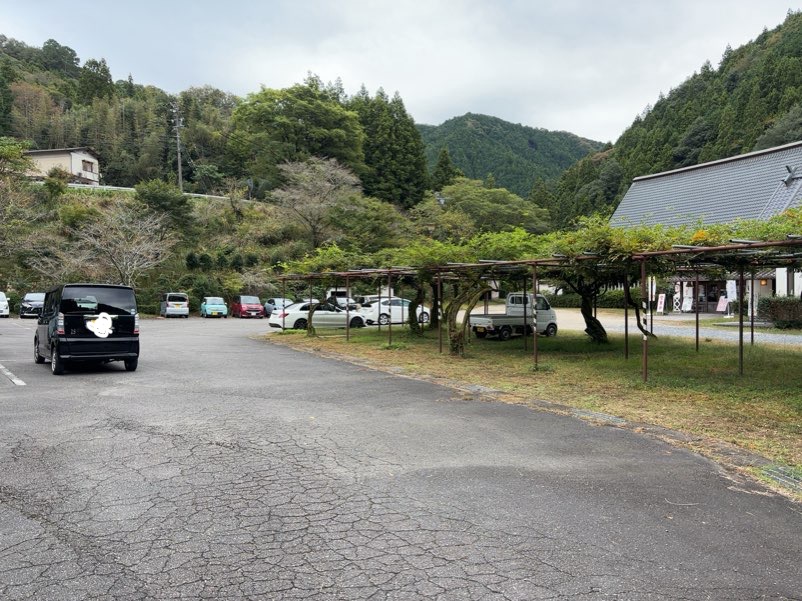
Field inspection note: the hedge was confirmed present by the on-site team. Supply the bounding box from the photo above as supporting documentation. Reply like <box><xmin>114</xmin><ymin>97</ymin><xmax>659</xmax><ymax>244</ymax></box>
<box><xmin>757</xmin><ymin>296</ymin><xmax>802</xmax><ymax>329</ymax></box>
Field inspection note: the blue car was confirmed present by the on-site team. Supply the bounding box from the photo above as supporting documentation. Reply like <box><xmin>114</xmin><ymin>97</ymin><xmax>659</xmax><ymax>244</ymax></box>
<box><xmin>200</xmin><ymin>296</ymin><xmax>228</xmax><ymax>318</ymax></box>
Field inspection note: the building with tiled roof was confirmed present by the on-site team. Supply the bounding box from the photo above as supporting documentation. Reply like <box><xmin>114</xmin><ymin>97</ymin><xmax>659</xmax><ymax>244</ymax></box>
<box><xmin>611</xmin><ymin>141</ymin><xmax>802</xmax><ymax>310</ymax></box>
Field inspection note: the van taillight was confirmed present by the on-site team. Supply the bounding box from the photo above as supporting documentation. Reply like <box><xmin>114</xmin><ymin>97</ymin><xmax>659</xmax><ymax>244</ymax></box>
<box><xmin>278</xmin><ymin>311</ymin><xmax>288</xmax><ymax>318</ymax></box>
<box><xmin>134</xmin><ymin>313</ymin><xmax>140</xmax><ymax>334</ymax></box>
<box><xmin>56</xmin><ymin>312</ymin><xmax>65</xmax><ymax>335</ymax></box>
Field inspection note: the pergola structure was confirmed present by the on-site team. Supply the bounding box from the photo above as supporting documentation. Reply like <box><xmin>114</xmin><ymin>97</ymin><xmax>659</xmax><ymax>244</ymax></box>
<box><xmin>278</xmin><ymin>236</ymin><xmax>802</xmax><ymax>382</ymax></box>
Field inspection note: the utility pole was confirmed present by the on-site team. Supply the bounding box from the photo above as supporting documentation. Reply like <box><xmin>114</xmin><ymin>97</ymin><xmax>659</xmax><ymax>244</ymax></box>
<box><xmin>172</xmin><ymin>103</ymin><xmax>184</xmax><ymax>192</ymax></box>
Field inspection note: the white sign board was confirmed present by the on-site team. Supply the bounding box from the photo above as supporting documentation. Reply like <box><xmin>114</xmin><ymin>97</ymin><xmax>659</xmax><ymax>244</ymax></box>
<box><xmin>726</xmin><ymin>280</ymin><xmax>737</xmax><ymax>300</ymax></box>
<box><xmin>681</xmin><ymin>297</ymin><xmax>693</xmax><ymax>312</ymax></box>
<box><xmin>656</xmin><ymin>294</ymin><xmax>666</xmax><ymax>313</ymax></box>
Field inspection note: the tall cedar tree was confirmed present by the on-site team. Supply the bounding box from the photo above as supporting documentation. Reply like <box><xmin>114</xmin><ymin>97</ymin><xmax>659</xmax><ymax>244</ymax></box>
<box><xmin>348</xmin><ymin>87</ymin><xmax>428</xmax><ymax>208</ymax></box>
<box><xmin>430</xmin><ymin>147</ymin><xmax>461</xmax><ymax>191</ymax></box>
<box><xmin>0</xmin><ymin>67</ymin><xmax>12</xmax><ymax>136</ymax></box>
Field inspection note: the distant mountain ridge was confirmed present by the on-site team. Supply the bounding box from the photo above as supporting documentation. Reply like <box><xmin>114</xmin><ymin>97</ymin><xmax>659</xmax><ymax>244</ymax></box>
<box><xmin>417</xmin><ymin>113</ymin><xmax>604</xmax><ymax>197</ymax></box>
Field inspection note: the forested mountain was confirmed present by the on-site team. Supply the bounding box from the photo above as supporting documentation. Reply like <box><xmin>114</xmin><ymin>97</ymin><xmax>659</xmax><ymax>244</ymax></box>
<box><xmin>0</xmin><ymin>36</ymin><xmax>429</xmax><ymax>206</ymax></box>
<box><xmin>417</xmin><ymin>114</ymin><xmax>604</xmax><ymax>197</ymax></box>
<box><xmin>0</xmin><ymin>35</ymin><xmax>237</xmax><ymax>190</ymax></box>
<box><xmin>542</xmin><ymin>9</ymin><xmax>802</xmax><ymax>229</ymax></box>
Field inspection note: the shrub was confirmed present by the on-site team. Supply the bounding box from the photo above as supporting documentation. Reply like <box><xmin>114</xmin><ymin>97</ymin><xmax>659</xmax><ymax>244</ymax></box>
<box><xmin>58</xmin><ymin>201</ymin><xmax>100</xmax><ymax>228</ymax></box>
<box><xmin>757</xmin><ymin>296</ymin><xmax>802</xmax><ymax>329</ymax></box>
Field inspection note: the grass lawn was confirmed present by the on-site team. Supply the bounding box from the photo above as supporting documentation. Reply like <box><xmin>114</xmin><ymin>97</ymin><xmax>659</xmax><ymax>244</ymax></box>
<box><xmin>267</xmin><ymin>325</ymin><xmax>802</xmax><ymax>490</ymax></box>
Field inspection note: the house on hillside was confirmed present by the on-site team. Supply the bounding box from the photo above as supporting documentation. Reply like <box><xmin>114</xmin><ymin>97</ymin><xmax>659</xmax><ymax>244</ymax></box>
<box><xmin>611</xmin><ymin>141</ymin><xmax>802</xmax><ymax>312</ymax></box>
<box><xmin>24</xmin><ymin>147</ymin><xmax>101</xmax><ymax>186</ymax></box>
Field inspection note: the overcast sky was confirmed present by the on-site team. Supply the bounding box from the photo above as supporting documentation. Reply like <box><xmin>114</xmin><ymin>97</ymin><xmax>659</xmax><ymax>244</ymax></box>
<box><xmin>1</xmin><ymin>1</ymin><xmax>795</xmax><ymax>142</ymax></box>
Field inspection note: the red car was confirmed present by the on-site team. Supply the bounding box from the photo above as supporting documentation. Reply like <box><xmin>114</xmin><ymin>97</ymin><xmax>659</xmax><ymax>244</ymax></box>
<box><xmin>230</xmin><ymin>295</ymin><xmax>265</xmax><ymax>318</ymax></box>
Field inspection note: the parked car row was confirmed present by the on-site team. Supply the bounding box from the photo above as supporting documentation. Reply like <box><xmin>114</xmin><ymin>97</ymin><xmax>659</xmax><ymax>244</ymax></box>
<box><xmin>166</xmin><ymin>292</ymin><xmax>431</xmax><ymax>328</ymax></box>
<box><xmin>1</xmin><ymin>289</ymin><xmax>433</xmax><ymax>327</ymax></box>
<box><xmin>268</xmin><ymin>296</ymin><xmax>430</xmax><ymax>331</ymax></box>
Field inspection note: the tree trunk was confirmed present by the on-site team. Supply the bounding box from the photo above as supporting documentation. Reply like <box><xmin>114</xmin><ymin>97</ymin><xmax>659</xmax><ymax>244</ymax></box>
<box><xmin>407</xmin><ymin>285</ymin><xmax>425</xmax><ymax>336</ymax></box>
<box><xmin>459</xmin><ymin>287</ymin><xmax>490</xmax><ymax>346</ymax></box>
<box><xmin>623</xmin><ymin>279</ymin><xmax>656</xmax><ymax>338</ymax></box>
<box><xmin>429</xmin><ymin>282</ymin><xmax>440</xmax><ymax>329</ymax></box>
<box><xmin>580</xmin><ymin>292</ymin><xmax>608</xmax><ymax>344</ymax></box>
<box><xmin>306</xmin><ymin>304</ymin><xmax>318</xmax><ymax>337</ymax></box>
<box><xmin>444</xmin><ymin>284</ymin><xmax>489</xmax><ymax>356</ymax></box>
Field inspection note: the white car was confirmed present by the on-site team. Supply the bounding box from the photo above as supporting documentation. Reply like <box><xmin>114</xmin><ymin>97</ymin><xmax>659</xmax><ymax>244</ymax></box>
<box><xmin>359</xmin><ymin>297</ymin><xmax>430</xmax><ymax>326</ymax></box>
<box><xmin>268</xmin><ymin>302</ymin><xmax>366</xmax><ymax>330</ymax></box>
<box><xmin>0</xmin><ymin>292</ymin><xmax>9</xmax><ymax>317</ymax></box>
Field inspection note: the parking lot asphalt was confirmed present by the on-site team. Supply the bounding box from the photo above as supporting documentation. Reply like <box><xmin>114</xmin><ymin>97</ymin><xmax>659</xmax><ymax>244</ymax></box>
<box><xmin>0</xmin><ymin>316</ymin><xmax>800</xmax><ymax>600</ymax></box>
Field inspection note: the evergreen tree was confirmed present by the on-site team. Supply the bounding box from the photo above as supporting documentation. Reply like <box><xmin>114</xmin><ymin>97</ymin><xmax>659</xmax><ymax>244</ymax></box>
<box><xmin>0</xmin><ymin>66</ymin><xmax>13</xmax><ymax>136</ymax></box>
<box><xmin>526</xmin><ymin>178</ymin><xmax>554</xmax><ymax>212</ymax></box>
<box><xmin>348</xmin><ymin>88</ymin><xmax>428</xmax><ymax>208</ymax></box>
<box><xmin>430</xmin><ymin>147</ymin><xmax>461</xmax><ymax>191</ymax></box>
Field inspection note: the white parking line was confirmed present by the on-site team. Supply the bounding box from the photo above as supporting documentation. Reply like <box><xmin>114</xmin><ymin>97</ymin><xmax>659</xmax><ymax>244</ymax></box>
<box><xmin>0</xmin><ymin>363</ymin><xmax>26</xmax><ymax>386</ymax></box>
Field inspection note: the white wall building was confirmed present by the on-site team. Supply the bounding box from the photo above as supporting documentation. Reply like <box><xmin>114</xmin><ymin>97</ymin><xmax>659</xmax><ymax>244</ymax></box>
<box><xmin>25</xmin><ymin>147</ymin><xmax>101</xmax><ymax>185</ymax></box>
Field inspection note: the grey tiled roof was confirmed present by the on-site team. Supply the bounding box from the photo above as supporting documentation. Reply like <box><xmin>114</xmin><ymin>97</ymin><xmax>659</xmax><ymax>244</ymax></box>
<box><xmin>610</xmin><ymin>141</ymin><xmax>802</xmax><ymax>227</ymax></box>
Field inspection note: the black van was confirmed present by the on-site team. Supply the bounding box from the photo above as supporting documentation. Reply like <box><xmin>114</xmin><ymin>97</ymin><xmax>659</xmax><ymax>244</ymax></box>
<box><xmin>34</xmin><ymin>284</ymin><xmax>140</xmax><ymax>375</ymax></box>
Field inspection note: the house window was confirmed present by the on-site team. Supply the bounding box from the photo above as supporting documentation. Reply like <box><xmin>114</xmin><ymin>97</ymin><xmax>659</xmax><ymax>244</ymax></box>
<box><xmin>82</xmin><ymin>160</ymin><xmax>94</xmax><ymax>173</ymax></box>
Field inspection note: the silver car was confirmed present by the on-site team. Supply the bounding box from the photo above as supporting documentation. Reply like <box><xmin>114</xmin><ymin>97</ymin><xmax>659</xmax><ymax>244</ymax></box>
<box><xmin>0</xmin><ymin>292</ymin><xmax>9</xmax><ymax>317</ymax></box>
<box><xmin>263</xmin><ymin>297</ymin><xmax>293</xmax><ymax>317</ymax></box>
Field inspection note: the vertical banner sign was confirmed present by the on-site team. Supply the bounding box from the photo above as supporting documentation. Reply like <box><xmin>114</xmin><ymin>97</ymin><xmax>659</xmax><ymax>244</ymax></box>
<box><xmin>656</xmin><ymin>293</ymin><xmax>666</xmax><ymax>313</ymax></box>
<box><xmin>726</xmin><ymin>280</ymin><xmax>737</xmax><ymax>300</ymax></box>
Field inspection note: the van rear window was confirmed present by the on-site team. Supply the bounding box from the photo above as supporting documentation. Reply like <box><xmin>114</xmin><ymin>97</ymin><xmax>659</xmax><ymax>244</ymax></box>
<box><xmin>240</xmin><ymin>295</ymin><xmax>260</xmax><ymax>303</ymax></box>
<box><xmin>167</xmin><ymin>294</ymin><xmax>188</xmax><ymax>303</ymax></box>
<box><xmin>61</xmin><ymin>287</ymin><xmax>137</xmax><ymax>315</ymax></box>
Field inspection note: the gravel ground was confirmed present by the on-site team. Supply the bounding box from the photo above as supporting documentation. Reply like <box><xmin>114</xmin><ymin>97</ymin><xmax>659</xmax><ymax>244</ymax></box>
<box><xmin>552</xmin><ymin>308</ymin><xmax>802</xmax><ymax>346</ymax></box>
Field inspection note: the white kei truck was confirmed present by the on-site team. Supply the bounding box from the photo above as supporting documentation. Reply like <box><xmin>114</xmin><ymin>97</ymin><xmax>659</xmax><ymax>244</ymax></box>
<box><xmin>469</xmin><ymin>292</ymin><xmax>558</xmax><ymax>341</ymax></box>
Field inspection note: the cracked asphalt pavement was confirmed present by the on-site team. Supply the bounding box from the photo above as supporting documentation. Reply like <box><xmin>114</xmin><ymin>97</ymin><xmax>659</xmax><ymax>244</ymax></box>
<box><xmin>0</xmin><ymin>317</ymin><xmax>800</xmax><ymax>600</ymax></box>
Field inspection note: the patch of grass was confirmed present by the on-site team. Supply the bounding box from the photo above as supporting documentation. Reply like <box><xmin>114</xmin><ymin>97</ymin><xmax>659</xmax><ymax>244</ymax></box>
<box><xmin>381</xmin><ymin>342</ymin><xmax>408</xmax><ymax>351</ymax></box>
<box><xmin>267</xmin><ymin>326</ymin><xmax>802</xmax><ymax>471</ymax></box>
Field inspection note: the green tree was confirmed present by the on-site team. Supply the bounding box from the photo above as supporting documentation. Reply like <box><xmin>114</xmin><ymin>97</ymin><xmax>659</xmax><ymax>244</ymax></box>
<box><xmin>0</xmin><ymin>65</ymin><xmax>13</xmax><ymax>136</ymax></box>
<box><xmin>348</xmin><ymin>88</ymin><xmax>428</xmax><ymax>207</ymax></box>
<box><xmin>134</xmin><ymin>179</ymin><xmax>194</xmax><ymax>230</ymax></box>
<box><xmin>327</xmin><ymin>194</ymin><xmax>411</xmax><ymax>253</ymax></box>
<box><xmin>0</xmin><ymin>137</ymin><xmax>32</xmax><ymax>178</ymax></box>
<box><xmin>408</xmin><ymin>193</ymin><xmax>476</xmax><ymax>242</ymax></box>
<box><xmin>228</xmin><ymin>76</ymin><xmax>365</xmax><ymax>188</ymax></box>
<box><xmin>42</xmin><ymin>166</ymin><xmax>71</xmax><ymax>202</ymax></box>
<box><xmin>41</xmin><ymin>39</ymin><xmax>80</xmax><ymax>77</ymax></box>
<box><xmin>754</xmin><ymin>103</ymin><xmax>802</xmax><ymax>150</ymax></box>
<box><xmin>441</xmin><ymin>178</ymin><xmax>550</xmax><ymax>233</ymax></box>
<box><xmin>78</xmin><ymin>58</ymin><xmax>115</xmax><ymax>104</ymax></box>
<box><xmin>430</xmin><ymin>147</ymin><xmax>461</xmax><ymax>191</ymax></box>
